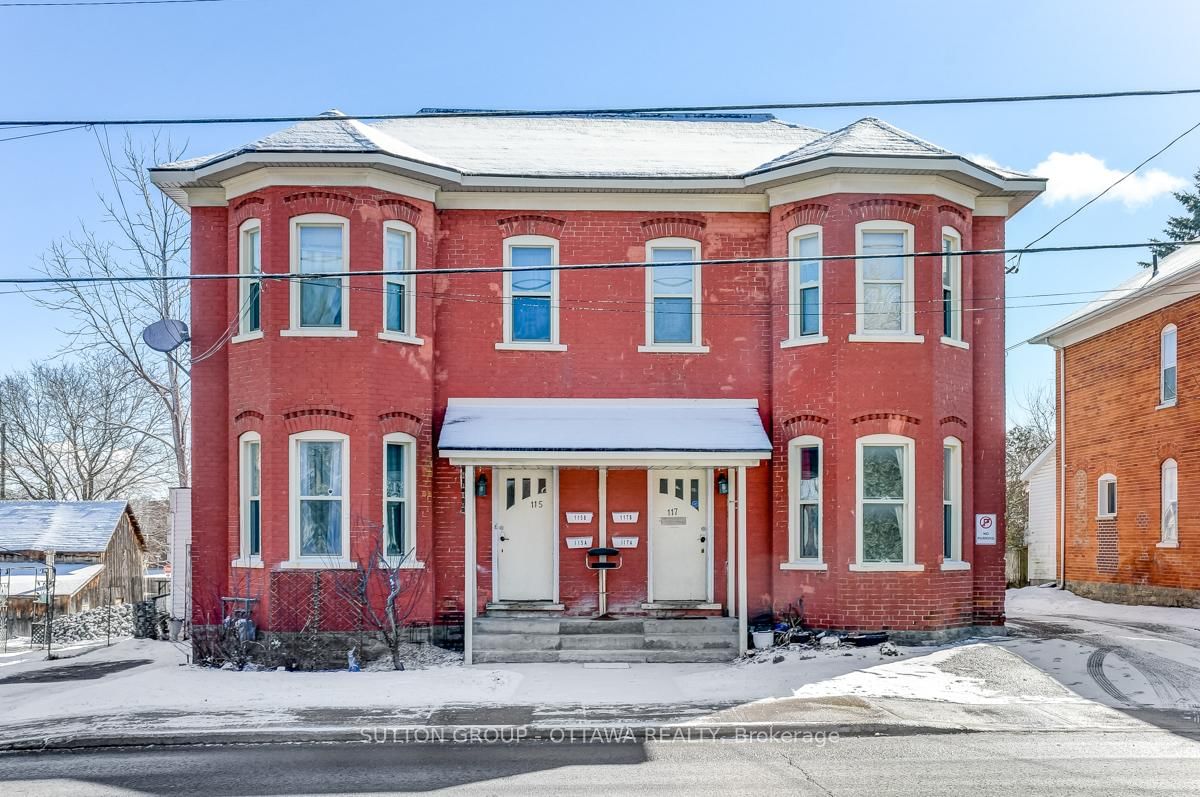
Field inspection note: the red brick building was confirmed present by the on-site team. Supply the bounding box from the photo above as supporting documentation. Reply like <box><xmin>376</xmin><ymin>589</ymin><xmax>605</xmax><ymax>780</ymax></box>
<box><xmin>1030</xmin><ymin>247</ymin><xmax>1200</xmax><ymax>606</ymax></box>
<box><xmin>152</xmin><ymin>111</ymin><xmax>1044</xmax><ymax>661</ymax></box>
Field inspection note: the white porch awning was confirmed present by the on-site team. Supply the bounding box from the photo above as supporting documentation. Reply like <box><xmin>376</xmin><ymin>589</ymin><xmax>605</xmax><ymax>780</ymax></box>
<box><xmin>438</xmin><ymin>398</ymin><xmax>771</xmax><ymax>466</ymax></box>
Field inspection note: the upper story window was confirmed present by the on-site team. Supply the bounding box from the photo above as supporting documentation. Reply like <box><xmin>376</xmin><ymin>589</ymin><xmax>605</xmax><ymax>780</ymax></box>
<box><xmin>854</xmin><ymin>221</ymin><xmax>918</xmax><ymax>342</ymax></box>
<box><xmin>289</xmin><ymin>214</ymin><xmax>350</xmax><ymax>334</ymax></box>
<box><xmin>384</xmin><ymin>433</ymin><xmax>416</xmax><ymax>563</ymax></box>
<box><xmin>500</xmin><ymin>235</ymin><xmax>561</xmax><ymax>350</ymax></box>
<box><xmin>943</xmin><ymin>437</ymin><xmax>963</xmax><ymax>563</ymax></box>
<box><xmin>941</xmin><ymin>228</ymin><xmax>963</xmax><ymax>342</ymax></box>
<box><xmin>1097</xmin><ymin>473</ymin><xmax>1117</xmax><ymax>519</ymax></box>
<box><xmin>238</xmin><ymin>220</ymin><xmax>262</xmax><ymax>338</ymax></box>
<box><xmin>642</xmin><ymin>238</ymin><xmax>706</xmax><ymax>352</ymax></box>
<box><xmin>787</xmin><ymin>226</ymin><xmax>823</xmax><ymax>343</ymax></box>
<box><xmin>1161</xmin><ymin>324</ymin><xmax>1178</xmax><ymax>406</ymax></box>
<box><xmin>289</xmin><ymin>430</ymin><xmax>351</xmax><ymax>566</ymax></box>
<box><xmin>238</xmin><ymin>432</ymin><xmax>261</xmax><ymax>563</ymax></box>
<box><xmin>382</xmin><ymin>221</ymin><xmax>418</xmax><ymax>342</ymax></box>
<box><xmin>855</xmin><ymin>434</ymin><xmax>919</xmax><ymax>570</ymax></box>
<box><xmin>1161</xmin><ymin>458</ymin><xmax>1178</xmax><ymax>547</ymax></box>
<box><xmin>788</xmin><ymin>436</ymin><xmax>823</xmax><ymax>564</ymax></box>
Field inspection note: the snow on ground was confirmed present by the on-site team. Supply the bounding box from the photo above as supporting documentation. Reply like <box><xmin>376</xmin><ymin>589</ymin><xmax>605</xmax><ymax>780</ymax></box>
<box><xmin>1007</xmin><ymin>585</ymin><xmax>1200</xmax><ymax>629</ymax></box>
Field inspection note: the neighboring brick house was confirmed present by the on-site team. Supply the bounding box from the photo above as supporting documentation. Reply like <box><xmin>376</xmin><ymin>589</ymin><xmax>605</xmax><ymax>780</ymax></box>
<box><xmin>151</xmin><ymin>110</ymin><xmax>1044</xmax><ymax>661</ymax></box>
<box><xmin>1030</xmin><ymin>247</ymin><xmax>1200</xmax><ymax>606</ymax></box>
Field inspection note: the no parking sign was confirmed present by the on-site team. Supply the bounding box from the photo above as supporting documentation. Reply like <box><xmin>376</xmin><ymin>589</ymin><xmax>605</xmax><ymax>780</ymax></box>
<box><xmin>975</xmin><ymin>514</ymin><xmax>997</xmax><ymax>545</ymax></box>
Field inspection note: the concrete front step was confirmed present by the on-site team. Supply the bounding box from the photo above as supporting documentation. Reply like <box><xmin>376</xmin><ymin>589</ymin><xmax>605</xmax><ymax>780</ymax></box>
<box><xmin>473</xmin><ymin>618</ymin><xmax>562</xmax><ymax>635</ymax></box>
<box><xmin>644</xmin><ymin>633</ymin><xmax>739</xmax><ymax>651</ymax></box>
<box><xmin>473</xmin><ymin>633</ymin><xmax>563</xmax><ymax>651</ymax></box>
<box><xmin>559</xmin><ymin>619</ymin><xmax>645</xmax><ymax>635</ymax></box>
<box><xmin>558</xmin><ymin>634</ymin><xmax>645</xmax><ymax>651</ymax></box>
<box><xmin>644</xmin><ymin>618</ymin><xmax>739</xmax><ymax>635</ymax></box>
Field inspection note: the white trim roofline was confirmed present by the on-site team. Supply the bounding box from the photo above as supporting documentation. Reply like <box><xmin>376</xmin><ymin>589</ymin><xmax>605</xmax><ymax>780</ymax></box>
<box><xmin>1028</xmin><ymin>242</ymin><xmax>1200</xmax><ymax>349</ymax></box>
<box><xmin>1019</xmin><ymin>442</ymin><xmax>1056</xmax><ymax>483</ymax></box>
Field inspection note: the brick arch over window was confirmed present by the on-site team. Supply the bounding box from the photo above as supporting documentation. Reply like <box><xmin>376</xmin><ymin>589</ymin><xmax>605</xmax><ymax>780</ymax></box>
<box><xmin>282</xmin><ymin>406</ymin><xmax>355</xmax><ymax>436</ymax></box>
<box><xmin>851</xmin><ymin>412</ymin><xmax>921</xmax><ymax>437</ymax></box>
<box><xmin>231</xmin><ymin>196</ymin><xmax>265</xmax><ymax>228</ymax></box>
<box><xmin>1157</xmin><ymin>442</ymin><xmax>1181</xmax><ymax>462</ymax></box>
<box><xmin>640</xmin><ymin>216</ymin><xmax>706</xmax><ymax>240</ymax></box>
<box><xmin>233</xmin><ymin>409</ymin><xmax>265</xmax><ymax>435</ymax></box>
<box><xmin>232</xmin><ymin>195</ymin><xmax>265</xmax><ymax>214</ymax></box>
<box><xmin>937</xmin><ymin>204</ymin><xmax>968</xmax><ymax>229</ymax></box>
<box><xmin>378</xmin><ymin>410</ymin><xmax>424</xmax><ymax>437</ymax></box>
<box><xmin>779</xmin><ymin>203</ymin><xmax>829</xmax><ymax>228</ymax></box>
<box><xmin>849</xmin><ymin>198</ymin><xmax>922</xmax><ymax>224</ymax></box>
<box><xmin>376</xmin><ymin>198</ymin><xmax>423</xmax><ymax>227</ymax></box>
<box><xmin>939</xmin><ymin>415</ymin><xmax>968</xmax><ymax>430</ymax></box>
<box><xmin>282</xmin><ymin>190</ymin><xmax>356</xmax><ymax>218</ymax></box>
<box><xmin>781</xmin><ymin>413</ymin><xmax>829</xmax><ymax>440</ymax></box>
<box><xmin>497</xmin><ymin>214</ymin><xmax>566</xmax><ymax>239</ymax></box>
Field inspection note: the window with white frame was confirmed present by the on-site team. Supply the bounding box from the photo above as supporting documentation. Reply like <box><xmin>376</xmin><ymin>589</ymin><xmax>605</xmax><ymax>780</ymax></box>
<box><xmin>239</xmin><ymin>220</ymin><xmax>262</xmax><ymax>336</ymax></box>
<box><xmin>1161</xmin><ymin>324</ymin><xmax>1178</xmax><ymax>405</ymax></box>
<box><xmin>789</xmin><ymin>436</ymin><xmax>822</xmax><ymax>562</ymax></box>
<box><xmin>943</xmin><ymin>437</ymin><xmax>962</xmax><ymax>561</ymax></box>
<box><xmin>789</xmin><ymin>227</ymin><xmax>822</xmax><ymax>339</ymax></box>
<box><xmin>1097</xmin><ymin>473</ymin><xmax>1117</xmax><ymax>518</ymax></box>
<box><xmin>503</xmin><ymin>236</ymin><xmax>558</xmax><ymax>344</ymax></box>
<box><xmin>941</xmin><ymin>228</ymin><xmax>962</xmax><ymax>341</ymax></box>
<box><xmin>857</xmin><ymin>434</ymin><xmax>915</xmax><ymax>565</ymax></box>
<box><xmin>291</xmin><ymin>214</ymin><xmax>349</xmax><ymax>330</ymax></box>
<box><xmin>239</xmin><ymin>432</ymin><xmax>261</xmax><ymax>561</ymax></box>
<box><xmin>1162</xmin><ymin>458</ymin><xmax>1178</xmax><ymax>546</ymax></box>
<box><xmin>290</xmin><ymin>431</ymin><xmax>349</xmax><ymax>561</ymax></box>
<box><xmin>856</xmin><ymin>222</ymin><xmax>914</xmax><ymax>336</ymax></box>
<box><xmin>383</xmin><ymin>221</ymin><xmax>416</xmax><ymax>338</ymax></box>
<box><xmin>384</xmin><ymin>433</ymin><xmax>416</xmax><ymax>561</ymax></box>
<box><xmin>646</xmin><ymin>238</ymin><xmax>701</xmax><ymax>347</ymax></box>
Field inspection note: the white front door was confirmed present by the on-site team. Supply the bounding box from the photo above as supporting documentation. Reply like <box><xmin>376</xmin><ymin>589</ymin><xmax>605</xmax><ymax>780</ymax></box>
<box><xmin>650</xmin><ymin>469</ymin><xmax>709</xmax><ymax>601</ymax></box>
<box><xmin>494</xmin><ymin>469</ymin><xmax>555</xmax><ymax>601</ymax></box>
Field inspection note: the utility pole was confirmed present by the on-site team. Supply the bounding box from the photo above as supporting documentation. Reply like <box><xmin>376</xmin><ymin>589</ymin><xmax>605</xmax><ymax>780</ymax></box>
<box><xmin>1</xmin><ymin>421</ymin><xmax>7</xmax><ymax>501</ymax></box>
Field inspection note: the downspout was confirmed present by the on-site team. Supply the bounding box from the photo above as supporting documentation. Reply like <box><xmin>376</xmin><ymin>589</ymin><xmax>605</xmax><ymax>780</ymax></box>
<box><xmin>1057</xmin><ymin>346</ymin><xmax>1067</xmax><ymax>590</ymax></box>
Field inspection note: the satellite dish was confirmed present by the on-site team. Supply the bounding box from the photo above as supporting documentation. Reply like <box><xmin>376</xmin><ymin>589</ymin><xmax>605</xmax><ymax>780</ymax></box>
<box><xmin>142</xmin><ymin>318</ymin><xmax>191</xmax><ymax>353</ymax></box>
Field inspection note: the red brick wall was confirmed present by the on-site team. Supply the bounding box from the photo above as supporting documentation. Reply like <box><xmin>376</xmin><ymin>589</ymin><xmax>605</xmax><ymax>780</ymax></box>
<box><xmin>190</xmin><ymin>186</ymin><xmax>1010</xmax><ymax>632</ymax></box>
<box><xmin>1058</xmin><ymin>293</ymin><xmax>1200</xmax><ymax>593</ymax></box>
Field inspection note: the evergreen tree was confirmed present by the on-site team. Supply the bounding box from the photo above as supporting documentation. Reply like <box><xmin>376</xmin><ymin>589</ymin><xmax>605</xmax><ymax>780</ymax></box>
<box><xmin>1141</xmin><ymin>167</ymin><xmax>1200</xmax><ymax>267</ymax></box>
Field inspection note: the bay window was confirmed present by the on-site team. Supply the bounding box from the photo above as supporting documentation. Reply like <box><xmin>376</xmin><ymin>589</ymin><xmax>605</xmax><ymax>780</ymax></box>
<box><xmin>786</xmin><ymin>226</ymin><xmax>824</xmax><ymax>344</ymax></box>
<box><xmin>787</xmin><ymin>436</ymin><xmax>823</xmax><ymax>565</ymax></box>
<box><xmin>943</xmin><ymin>437</ymin><xmax>964</xmax><ymax>564</ymax></box>
<box><xmin>855</xmin><ymin>434</ymin><xmax>919</xmax><ymax>569</ymax></box>
<box><xmin>853</xmin><ymin>221</ymin><xmax>917</xmax><ymax>341</ymax></box>
<box><xmin>941</xmin><ymin>228</ymin><xmax>962</xmax><ymax>342</ymax></box>
<box><xmin>288</xmin><ymin>214</ymin><xmax>350</xmax><ymax>333</ymax></box>
<box><xmin>288</xmin><ymin>430</ymin><xmax>351</xmax><ymax>566</ymax></box>
<box><xmin>237</xmin><ymin>432</ymin><xmax>261</xmax><ymax>564</ymax></box>
<box><xmin>384</xmin><ymin>433</ymin><xmax>416</xmax><ymax>562</ymax></box>
<box><xmin>238</xmin><ymin>219</ymin><xmax>262</xmax><ymax>338</ymax></box>
<box><xmin>382</xmin><ymin>221</ymin><xmax>418</xmax><ymax>341</ymax></box>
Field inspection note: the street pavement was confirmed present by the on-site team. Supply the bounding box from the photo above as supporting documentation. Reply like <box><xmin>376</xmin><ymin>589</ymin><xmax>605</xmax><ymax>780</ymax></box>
<box><xmin>0</xmin><ymin>732</ymin><xmax>1197</xmax><ymax>796</ymax></box>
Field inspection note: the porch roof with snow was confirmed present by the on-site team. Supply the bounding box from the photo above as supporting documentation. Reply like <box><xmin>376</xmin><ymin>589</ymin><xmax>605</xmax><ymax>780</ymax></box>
<box><xmin>438</xmin><ymin>398</ymin><xmax>772</xmax><ymax>466</ymax></box>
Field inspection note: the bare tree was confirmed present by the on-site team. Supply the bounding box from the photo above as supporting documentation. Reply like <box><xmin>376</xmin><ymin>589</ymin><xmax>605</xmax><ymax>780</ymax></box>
<box><xmin>334</xmin><ymin>542</ymin><xmax>428</xmax><ymax>671</ymax></box>
<box><xmin>0</xmin><ymin>356</ymin><xmax>173</xmax><ymax>500</ymax></box>
<box><xmin>1006</xmin><ymin>385</ymin><xmax>1056</xmax><ymax>549</ymax></box>
<box><xmin>32</xmin><ymin>130</ymin><xmax>190</xmax><ymax>487</ymax></box>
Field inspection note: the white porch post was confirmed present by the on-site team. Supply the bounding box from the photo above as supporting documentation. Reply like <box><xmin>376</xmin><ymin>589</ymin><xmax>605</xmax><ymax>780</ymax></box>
<box><xmin>598</xmin><ymin>467</ymin><xmax>608</xmax><ymax>617</ymax></box>
<box><xmin>726</xmin><ymin>469</ymin><xmax>735</xmax><ymax>619</ymax></box>
<box><xmin>464</xmin><ymin>465</ymin><xmax>476</xmax><ymax>665</ymax></box>
<box><xmin>736</xmin><ymin>465</ymin><xmax>749</xmax><ymax>655</ymax></box>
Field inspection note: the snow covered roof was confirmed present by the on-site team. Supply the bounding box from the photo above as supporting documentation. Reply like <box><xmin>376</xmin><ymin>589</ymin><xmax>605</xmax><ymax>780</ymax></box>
<box><xmin>438</xmin><ymin>398</ymin><xmax>771</xmax><ymax>464</ymax></box>
<box><xmin>0</xmin><ymin>501</ymin><xmax>139</xmax><ymax>555</ymax></box>
<box><xmin>1028</xmin><ymin>241</ymin><xmax>1200</xmax><ymax>347</ymax></box>
<box><xmin>2</xmin><ymin>563</ymin><xmax>105</xmax><ymax>598</ymax></box>
<box><xmin>151</xmin><ymin>110</ymin><xmax>1043</xmax><ymax>208</ymax></box>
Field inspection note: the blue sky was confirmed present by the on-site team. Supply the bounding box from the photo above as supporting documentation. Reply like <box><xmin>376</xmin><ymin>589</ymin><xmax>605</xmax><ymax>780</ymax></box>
<box><xmin>2</xmin><ymin>0</ymin><xmax>1199</xmax><ymax>425</ymax></box>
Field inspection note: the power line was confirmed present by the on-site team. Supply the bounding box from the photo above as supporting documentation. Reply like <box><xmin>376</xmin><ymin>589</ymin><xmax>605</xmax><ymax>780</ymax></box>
<box><xmin>5</xmin><ymin>239</ymin><xmax>1197</xmax><ymax>287</ymax></box>
<box><xmin>0</xmin><ymin>0</ymin><xmax>238</xmax><ymax>6</ymax></box>
<box><xmin>0</xmin><ymin>124</ymin><xmax>89</xmax><ymax>143</ymax></box>
<box><xmin>5</xmin><ymin>88</ymin><xmax>1200</xmax><ymax>127</ymax></box>
<box><xmin>1007</xmin><ymin>117</ymin><xmax>1200</xmax><ymax>274</ymax></box>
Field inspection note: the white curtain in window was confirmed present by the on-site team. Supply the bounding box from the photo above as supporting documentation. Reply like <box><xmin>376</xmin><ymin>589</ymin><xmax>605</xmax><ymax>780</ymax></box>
<box><xmin>1162</xmin><ymin>459</ymin><xmax>1179</xmax><ymax>543</ymax></box>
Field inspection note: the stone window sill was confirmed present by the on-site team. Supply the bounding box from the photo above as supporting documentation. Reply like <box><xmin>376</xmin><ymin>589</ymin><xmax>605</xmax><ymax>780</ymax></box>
<box><xmin>848</xmin><ymin>563</ymin><xmax>925</xmax><ymax>572</ymax></box>
<box><xmin>231</xmin><ymin>330</ymin><xmax>264</xmax><ymax>345</ymax></box>
<box><xmin>384</xmin><ymin>558</ymin><xmax>427</xmax><ymax>569</ymax></box>
<box><xmin>940</xmin><ymin>560</ymin><xmax>971</xmax><ymax>571</ymax></box>
<box><xmin>378</xmin><ymin>331</ymin><xmax>425</xmax><ymax>346</ymax></box>
<box><xmin>848</xmin><ymin>333</ymin><xmax>925</xmax><ymax>345</ymax></box>
<box><xmin>495</xmin><ymin>341</ymin><xmax>568</xmax><ymax>352</ymax></box>
<box><xmin>1156</xmin><ymin>400</ymin><xmax>1177</xmax><ymax>411</ymax></box>
<box><xmin>278</xmin><ymin>559</ymin><xmax>359</xmax><ymax>570</ymax></box>
<box><xmin>231</xmin><ymin>557</ymin><xmax>263</xmax><ymax>569</ymax></box>
<box><xmin>940</xmin><ymin>336</ymin><xmax>969</xmax><ymax>350</ymax></box>
<box><xmin>638</xmin><ymin>344</ymin><xmax>710</xmax><ymax>354</ymax></box>
<box><xmin>280</xmin><ymin>328</ymin><xmax>358</xmax><ymax>338</ymax></box>
<box><xmin>780</xmin><ymin>335</ymin><xmax>829</xmax><ymax>349</ymax></box>
<box><xmin>780</xmin><ymin>561</ymin><xmax>828</xmax><ymax>571</ymax></box>
<box><xmin>1155</xmin><ymin>541</ymin><xmax>1179</xmax><ymax>549</ymax></box>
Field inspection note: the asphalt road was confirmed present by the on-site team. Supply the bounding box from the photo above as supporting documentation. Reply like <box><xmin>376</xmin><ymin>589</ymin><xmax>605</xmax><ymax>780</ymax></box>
<box><xmin>1</xmin><ymin>732</ymin><xmax>1198</xmax><ymax>796</ymax></box>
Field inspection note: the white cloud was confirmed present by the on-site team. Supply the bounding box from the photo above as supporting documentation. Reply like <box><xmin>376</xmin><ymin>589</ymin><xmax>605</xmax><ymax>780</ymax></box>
<box><xmin>1030</xmin><ymin>152</ymin><xmax>1186</xmax><ymax>208</ymax></box>
<box><xmin>966</xmin><ymin>153</ymin><xmax>1006</xmax><ymax>172</ymax></box>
